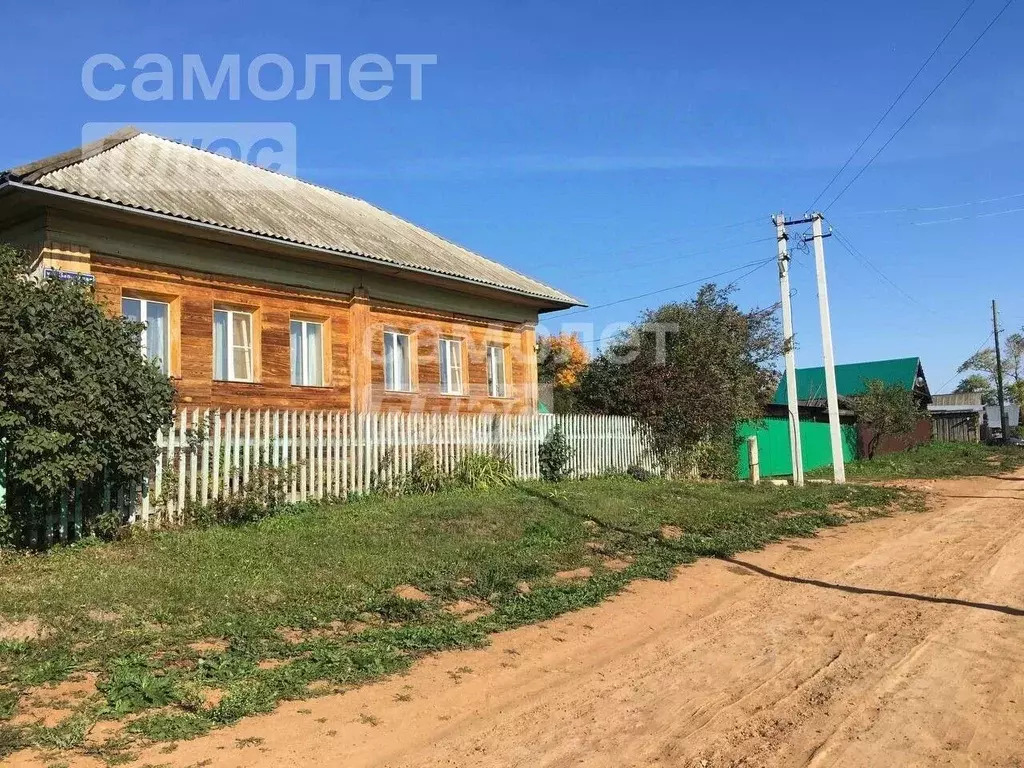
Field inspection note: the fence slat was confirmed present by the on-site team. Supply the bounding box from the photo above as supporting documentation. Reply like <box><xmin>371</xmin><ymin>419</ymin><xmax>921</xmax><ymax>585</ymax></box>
<box><xmin>176</xmin><ymin>411</ymin><xmax>187</xmax><ymax>521</ymax></box>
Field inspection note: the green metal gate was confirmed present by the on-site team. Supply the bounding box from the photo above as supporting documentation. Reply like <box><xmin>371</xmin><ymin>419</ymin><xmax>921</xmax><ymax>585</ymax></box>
<box><xmin>736</xmin><ymin>417</ymin><xmax>857</xmax><ymax>480</ymax></box>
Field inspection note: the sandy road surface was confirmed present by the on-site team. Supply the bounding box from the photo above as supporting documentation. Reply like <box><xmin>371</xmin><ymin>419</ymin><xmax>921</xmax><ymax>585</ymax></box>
<box><xmin>19</xmin><ymin>471</ymin><xmax>1024</xmax><ymax>767</ymax></box>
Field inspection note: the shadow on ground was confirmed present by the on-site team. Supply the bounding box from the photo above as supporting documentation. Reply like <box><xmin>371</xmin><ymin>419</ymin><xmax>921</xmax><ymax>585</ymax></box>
<box><xmin>723</xmin><ymin>557</ymin><xmax>1024</xmax><ymax>617</ymax></box>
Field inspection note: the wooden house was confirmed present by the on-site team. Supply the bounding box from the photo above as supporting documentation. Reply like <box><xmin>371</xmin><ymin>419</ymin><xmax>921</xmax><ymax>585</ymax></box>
<box><xmin>0</xmin><ymin>128</ymin><xmax>580</xmax><ymax>413</ymax></box>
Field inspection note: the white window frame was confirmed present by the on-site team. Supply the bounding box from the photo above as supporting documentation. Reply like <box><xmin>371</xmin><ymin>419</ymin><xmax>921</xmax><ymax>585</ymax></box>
<box><xmin>439</xmin><ymin>337</ymin><xmax>464</xmax><ymax>395</ymax></box>
<box><xmin>214</xmin><ymin>308</ymin><xmax>255</xmax><ymax>383</ymax></box>
<box><xmin>487</xmin><ymin>344</ymin><xmax>507</xmax><ymax>398</ymax></box>
<box><xmin>122</xmin><ymin>296</ymin><xmax>170</xmax><ymax>375</ymax></box>
<box><xmin>290</xmin><ymin>319</ymin><xmax>325</xmax><ymax>387</ymax></box>
<box><xmin>384</xmin><ymin>330</ymin><xmax>413</xmax><ymax>393</ymax></box>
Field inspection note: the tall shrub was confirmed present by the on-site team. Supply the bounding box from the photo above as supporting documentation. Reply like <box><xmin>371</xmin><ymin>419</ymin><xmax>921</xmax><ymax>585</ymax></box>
<box><xmin>0</xmin><ymin>245</ymin><xmax>175</xmax><ymax>541</ymax></box>
<box><xmin>852</xmin><ymin>379</ymin><xmax>925</xmax><ymax>459</ymax></box>
<box><xmin>575</xmin><ymin>284</ymin><xmax>781</xmax><ymax>478</ymax></box>
<box><xmin>539</xmin><ymin>422</ymin><xmax>572</xmax><ymax>481</ymax></box>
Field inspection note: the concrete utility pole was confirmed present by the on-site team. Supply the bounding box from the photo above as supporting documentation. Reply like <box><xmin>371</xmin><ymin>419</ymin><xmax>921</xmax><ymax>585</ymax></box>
<box><xmin>809</xmin><ymin>214</ymin><xmax>846</xmax><ymax>484</ymax></box>
<box><xmin>992</xmin><ymin>299</ymin><xmax>1009</xmax><ymax>442</ymax></box>
<box><xmin>773</xmin><ymin>213</ymin><xmax>804</xmax><ymax>487</ymax></box>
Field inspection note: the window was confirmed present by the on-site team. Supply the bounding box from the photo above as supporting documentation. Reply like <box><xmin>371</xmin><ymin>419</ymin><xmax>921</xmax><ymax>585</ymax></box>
<box><xmin>213</xmin><ymin>309</ymin><xmax>254</xmax><ymax>382</ymax></box>
<box><xmin>122</xmin><ymin>297</ymin><xmax>170</xmax><ymax>375</ymax></box>
<box><xmin>290</xmin><ymin>319</ymin><xmax>324</xmax><ymax>386</ymax></box>
<box><xmin>439</xmin><ymin>338</ymin><xmax>463</xmax><ymax>395</ymax></box>
<box><xmin>384</xmin><ymin>331</ymin><xmax>413</xmax><ymax>392</ymax></box>
<box><xmin>487</xmin><ymin>344</ymin><xmax>507</xmax><ymax>398</ymax></box>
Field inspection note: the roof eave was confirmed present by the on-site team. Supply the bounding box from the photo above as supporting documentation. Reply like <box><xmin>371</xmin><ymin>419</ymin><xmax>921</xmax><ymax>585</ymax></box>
<box><xmin>2</xmin><ymin>181</ymin><xmax>582</xmax><ymax>311</ymax></box>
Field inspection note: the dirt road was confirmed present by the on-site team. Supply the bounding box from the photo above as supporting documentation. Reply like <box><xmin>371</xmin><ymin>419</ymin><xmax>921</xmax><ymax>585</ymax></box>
<box><xmin>67</xmin><ymin>473</ymin><xmax>1024</xmax><ymax>766</ymax></box>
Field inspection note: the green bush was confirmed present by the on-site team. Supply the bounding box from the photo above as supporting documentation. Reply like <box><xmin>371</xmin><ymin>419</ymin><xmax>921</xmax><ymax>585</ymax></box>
<box><xmin>626</xmin><ymin>465</ymin><xmax>654</xmax><ymax>481</ymax></box>
<box><xmin>189</xmin><ymin>463</ymin><xmax>297</xmax><ymax>527</ymax></box>
<box><xmin>402</xmin><ymin>448</ymin><xmax>449</xmax><ymax>494</ymax></box>
<box><xmin>451</xmin><ymin>453</ymin><xmax>515</xmax><ymax>489</ymax></box>
<box><xmin>0</xmin><ymin>245</ymin><xmax>174</xmax><ymax>544</ymax></box>
<box><xmin>539</xmin><ymin>423</ymin><xmax>572</xmax><ymax>482</ymax></box>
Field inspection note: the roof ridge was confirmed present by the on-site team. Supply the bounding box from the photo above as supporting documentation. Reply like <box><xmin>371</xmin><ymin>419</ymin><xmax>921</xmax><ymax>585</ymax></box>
<box><xmin>7</xmin><ymin>127</ymin><xmax>580</xmax><ymax>307</ymax></box>
<box><xmin>5</xmin><ymin>127</ymin><xmax>141</xmax><ymax>183</ymax></box>
<box><xmin>132</xmin><ymin>131</ymin><xmax>581</xmax><ymax>303</ymax></box>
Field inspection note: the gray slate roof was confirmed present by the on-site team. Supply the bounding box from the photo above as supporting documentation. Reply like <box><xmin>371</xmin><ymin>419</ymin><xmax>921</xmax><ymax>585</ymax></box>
<box><xmin>3</xmin><ymin>128</ymin><xmax>580</xmax><ymax>307</ymax></box>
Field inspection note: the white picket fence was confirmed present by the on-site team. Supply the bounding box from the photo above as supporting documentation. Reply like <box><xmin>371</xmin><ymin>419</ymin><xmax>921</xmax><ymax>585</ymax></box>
<box><xmin>130</xmin><ymin>409</ymin><xmax>659</xmax><ymax>527</ymax></box>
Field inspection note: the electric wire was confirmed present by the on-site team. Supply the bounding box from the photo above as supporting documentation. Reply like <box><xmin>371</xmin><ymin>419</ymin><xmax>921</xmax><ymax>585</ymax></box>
<box><xmin>807</xmin><ymin>0</ymin><xmax>980</xmax><ymax>210</ymax></box>
<box><xmin>553</xmin><ymin>257</ymin><xmax>775</xmax><ymax>319</ymax></box>
<box><xmin>822</xmin><ymin>0</ymin><xmax>1017</xmax><ymax>212</ymax></box>
<box><xmin>569</xmin><ymin>258</ymin><xmax>776</xmax><ymax>346</ymax></box>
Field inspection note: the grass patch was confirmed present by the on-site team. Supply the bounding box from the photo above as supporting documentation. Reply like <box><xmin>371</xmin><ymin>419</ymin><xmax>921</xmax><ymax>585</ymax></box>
<box><xmin>0</xmin><ymin>476</ymin><xmax>919</xmax><ymax>760</ymax></box>
<box><xmin>812</xmin><ymin>441</ymin><xmax>1024</xmax><ymax>481</ymax></box>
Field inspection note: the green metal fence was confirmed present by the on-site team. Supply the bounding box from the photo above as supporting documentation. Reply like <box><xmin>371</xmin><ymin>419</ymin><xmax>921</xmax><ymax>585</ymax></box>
<box><xmin>736</xmin><ymin>417</ymin><xmax>857</xmax><ymax>480</ymax></box>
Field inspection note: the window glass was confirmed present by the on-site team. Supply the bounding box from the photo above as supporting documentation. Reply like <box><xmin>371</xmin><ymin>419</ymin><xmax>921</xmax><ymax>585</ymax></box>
<box><xmin>122</xmin><ymin>297</ymin><xmax>169</xmax><ymax>375</ymax></box>
<box><xmin>487</xmin><ymin>344</ymin><xmax>506</xmax><ymax>398</ymax></box>
<box><xmin>439</xmin><ymin>338</ymin><xmax>463</xmax><ymax>395</ymax></box>
<box><xmin>384</xmin><ymin>331</ymin><xmax>412</xmax><ymax>392</ymax></box>
<box><xmin>213</xmin><ymin>310</ymin><xmax>229</xmax><ymax>381</ymax></box>
<box><xmin>290</xmin><ymin>319</ymin><xmax>324</xmax><ymax>386</ymax></box>
<box><xmin>214</xmin><ymin>309</ymin><xmax>253</xmax><ymax>382</ymax></box>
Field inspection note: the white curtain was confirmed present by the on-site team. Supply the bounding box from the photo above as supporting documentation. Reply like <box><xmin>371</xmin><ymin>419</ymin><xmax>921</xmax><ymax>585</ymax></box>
<box><xmin>290</xmin><ymin>320</ymin><xmax>303</xmax><ymax>385</ymax></box>
<box><xmin>307</xmin><ymin>322</ymin><xmax>323</xmax><ymax>386</ymax></box>
<box><xmin>146</xmin><ymin>302</ymin><xmax>169</xmax><ymax>374</ymax></box>
<box><xmin>213</xmin><ymin>310</ymin><xmax>228</xmax><ymax>380</ymax></box>
<box><xmin>232</xmin><ymin>313</ymin><xmax>253</xmax><ymax>381</ymax></box>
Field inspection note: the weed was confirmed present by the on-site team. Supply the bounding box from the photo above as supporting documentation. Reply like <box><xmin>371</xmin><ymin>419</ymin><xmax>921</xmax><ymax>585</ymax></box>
<box><xmin>0</xmin><ymin>689</ymin><xmax>18</xmax><ymax>720</ymax></box>
<box><xmin>0</xmin><ymin>475</ymin><xmax>919</xmax><ymax>761</ymax></box>
<box><xmin>235</xmin><ymin>736</ymin><xmax>264</xmax><ymax>748</ymax></box>
<box><xmin>539</xmin><ymin>424</ymin><xmax>572</xmax><ymax>482</ymax></box>
<box><xmin>358</xmin><ymin>712</ymin><xmax>379</xmax><ymax>727</ymax></box>
<box><xmin>810</xmin><ymin>441</ymin><xmax>1024</xmax><ymax>480</ymax></box>
<box><xmin>393</xmin><ymin>692</ymin><xmax>412</xmax><ymax>702</ymax></box>
<box><xmin>30</xmin><ymin>711</ymin><xmax>93</xmax><ymax>750</ymax></box>
<box><xmin>128</xmin><ymin>712</ymin><xmax>211</xmax><ymax>742</ymax></box>
<box><xmin>99</xmin><ymin>656</ymin><xmax>180</xmax><ymax>715</ymax></box>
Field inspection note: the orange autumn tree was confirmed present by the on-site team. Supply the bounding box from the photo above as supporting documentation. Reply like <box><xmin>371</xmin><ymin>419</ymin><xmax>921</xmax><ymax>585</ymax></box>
<box><xmin>538</xmin><ymin>332</ymin><xmax>590</xmax><ymax>410</ymax></box>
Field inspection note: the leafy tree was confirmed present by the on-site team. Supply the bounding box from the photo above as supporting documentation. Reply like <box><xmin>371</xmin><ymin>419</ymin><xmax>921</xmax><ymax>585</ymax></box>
<box><xmin>538</xmin><ymin>422</ymin><xmax>572</xmax><ymax>482</ymax></box>
<box><xmin>575</xmin><ymin>284</ymin><xmax>781</xmax><ymax>478</ymax></box>
<box><xmin>852</xmin><ymin>380</ymin><xmax>924</xmax><ymax>459</ymax></box>
<box><xmin>957</xmin><ymin>333</ymin><xmax>1024</xmax><ymax>405</ymax></box>
<box><xmin>0</xmin><ymin>244</ymin><xmax>175</xmax><ymax>542</ymax></box>
<box><xmin>537</xmin><ymin>332</ymin><xmax>590</xmax><ymax>413</ymax></box>
<box><xmin>954</xmin><ymin>373</ymin><xmax>995</xmax><ymax>405</ymax></box>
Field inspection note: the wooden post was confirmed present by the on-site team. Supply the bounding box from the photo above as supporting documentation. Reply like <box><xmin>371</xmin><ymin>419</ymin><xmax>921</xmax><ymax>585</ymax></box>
<box><xmin>746</xmin><ymin>435</ymin><xmax>760</xmax><ymax>484</ymax></box>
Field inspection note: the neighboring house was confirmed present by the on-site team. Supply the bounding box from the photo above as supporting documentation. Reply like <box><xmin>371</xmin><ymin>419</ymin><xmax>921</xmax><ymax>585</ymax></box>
<box><xmin>739</xmin><ymin>356</ymin><xmax>933</xmax><ymax>479</ymax></box>
<box><xmin>0</xmin><ymin>128</ymin><xmax>581</xmax><ymax>413</ymax></box>
<box><xmin>983</xmin><ymin>402</ymin><xmax>1021</xmax><ymax>441</ymax></box>
<box><xmin>928</xmin><ymin>393</ymin><xmax>985</xmax><ymax>443</ymax></box>
<box><xmin>773</xmin><ymin>356</ymin><xmax>932</xmax><ymax>458</ymax></box>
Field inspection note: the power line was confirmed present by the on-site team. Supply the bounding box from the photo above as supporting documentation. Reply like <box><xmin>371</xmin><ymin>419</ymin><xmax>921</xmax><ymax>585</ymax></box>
<box><xmin>807</xmin><ymin>0</ymin><xmax>980</xmax><ymax>210</ymax></box>
<box><xmin>913</xmin><ymin>204</ymin><xmax>1024</xmax><ymax>226</ymax></box>
<box><xmin>849</xmin><ymin>189</ymin><xmax>1024</xmax><ymax>215</ymax></box>
<box><xmin>822</xmin><ymin>0</ymin><xmax>1017</xmax><ymax>212</ymax></box>
<box><xmin>531</xmin><ymin>215</ymin><xmax>764</xmax><ymax>273</ymax></box>
<box><xmin>825</xmin><ymin>219</ymin><xmax>937</xmax><ymax>314</ymax></box>
<box><xmin>934</xmin><ymin>331</ymin><xmax>993</xmax><ymax>392</ymax></box>
<box><xmin>554</xmin><ymin>257</ymin><xmax>776</xmax><ymax>320</ymax></box>
<box><xmin>568</xmin><ymin>259</ymin><xmax>775</xmax><ymax>347</ymax></box>
<box><xmin>570</xmin><ymin>235</ymin><xmax>775</xmax><ymax>280</ymax></box>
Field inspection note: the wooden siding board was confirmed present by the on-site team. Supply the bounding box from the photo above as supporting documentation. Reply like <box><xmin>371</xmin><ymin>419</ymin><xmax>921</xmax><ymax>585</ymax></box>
<box><xmin>89</xmin><ymin>255</ymin><xmax>537</xmax><ymax>413</ymax></box>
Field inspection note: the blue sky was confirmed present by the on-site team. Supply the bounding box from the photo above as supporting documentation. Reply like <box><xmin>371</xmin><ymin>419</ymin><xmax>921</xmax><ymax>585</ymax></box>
<box><xmin>1</xmin><ymin>0</ymin><xmax>1022</xmax><ymax>392</ymax></box>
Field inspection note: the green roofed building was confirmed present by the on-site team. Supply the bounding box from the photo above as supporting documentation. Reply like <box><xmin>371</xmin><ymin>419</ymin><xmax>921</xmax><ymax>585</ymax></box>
<box><xmin>737</xmin><ymin>356</ymin><xmax>931</xmax><ymax>481</ymax></box>
<box><xmin>772</xmin><ymin>356</ymin><xmax>931</xmax><ymax>407</ymax></box>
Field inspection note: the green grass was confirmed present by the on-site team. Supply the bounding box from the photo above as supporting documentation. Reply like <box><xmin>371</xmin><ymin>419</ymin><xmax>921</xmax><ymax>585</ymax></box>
<box><xmin>0</xmin><ymin>476</ymin><xmax>918</xmax><ymax>761</ymax></box>
<box><xmin>812</xmin><ymin>441</ymin><xmax>1024</xmax><ymax>481</ymax></box>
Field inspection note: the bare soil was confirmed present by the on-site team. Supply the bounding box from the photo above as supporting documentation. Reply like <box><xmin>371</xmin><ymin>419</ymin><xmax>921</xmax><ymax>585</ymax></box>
<box><xmin>12</xmin><ymin>471</ymin><xmax>1024</xmax><ymax>767</ymax></box>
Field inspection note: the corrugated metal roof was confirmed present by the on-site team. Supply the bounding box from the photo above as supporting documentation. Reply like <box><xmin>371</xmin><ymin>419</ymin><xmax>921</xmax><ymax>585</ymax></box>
<box><xmin>774</xmin><ymin>357</ymin><xmax>926</xmax><ymax>405</ymax></box>
<box><xmin>3</xmin><ymin>128</ymin><xmax>580</xmax><ymax>308</ymax></box>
